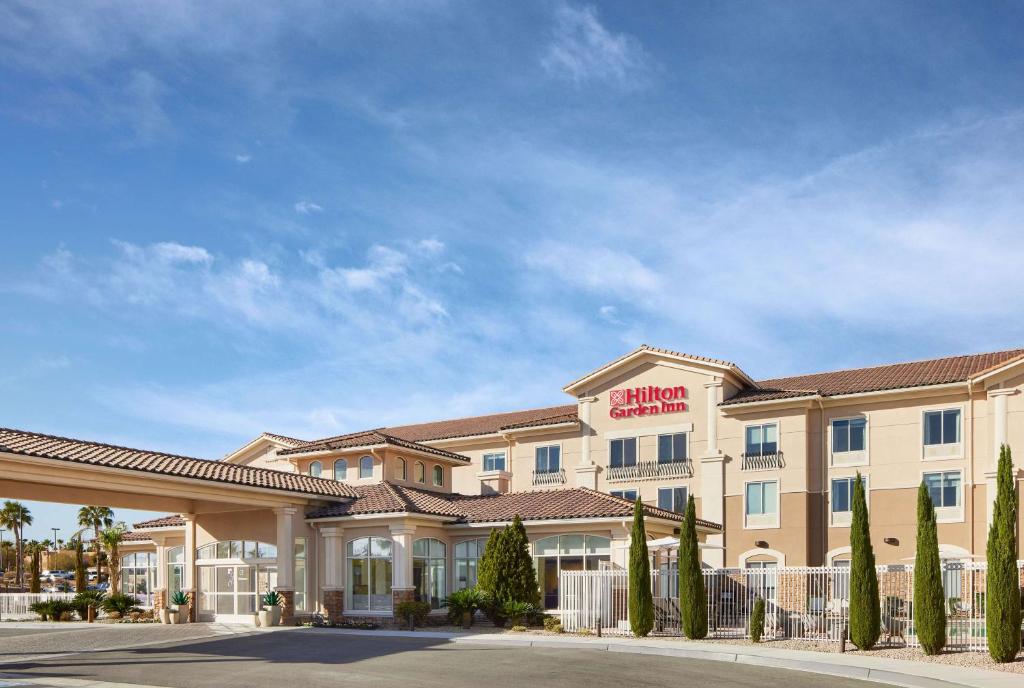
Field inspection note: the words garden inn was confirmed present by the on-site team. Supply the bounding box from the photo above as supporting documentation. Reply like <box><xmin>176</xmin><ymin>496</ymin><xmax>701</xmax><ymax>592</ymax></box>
<box><xmin>1</xmin><ymin>345</ymin><xmax>1022</xmax><ymax>624</ymax></box>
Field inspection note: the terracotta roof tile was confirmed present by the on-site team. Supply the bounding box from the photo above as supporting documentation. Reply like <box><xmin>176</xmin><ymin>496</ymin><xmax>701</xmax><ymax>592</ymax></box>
<box><xmin>0</xmin><ymin>427</ymin><xmax>357</xmax><ymax>499</ymax></box>
<box><xmin>122</xmin><ymin>531</ymin><xmax>153</xmax><ymax>542</ymax></box>
<box><xmin>278</xmin><ymin>430</ymin><xmax>472</xmax><ymax>463</ymax></box>
<box><xmin>379</xmin><ymin>404</ymin><xmax>579</xmax><ymax>442</ymax></box>
<box><xmin>133</xmin><ymin>515</ymin><xmax>186</xmax><ymax>529</ymax></box>
<box><xmin>307</xmin><ymin>482</ymin><xmax>722</xmax><ymax>530</ymax></box>
<box><xmin>723</xmin><ymin>348</ymin><xmax>1024</xmax><ymax>406</ymax></box>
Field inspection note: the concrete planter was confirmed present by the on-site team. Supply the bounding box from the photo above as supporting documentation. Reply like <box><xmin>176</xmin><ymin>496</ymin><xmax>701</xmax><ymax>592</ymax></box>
<box><xmin>169</xmin><ymin>607</ymin><xmax>183</xmax><ymax>624</ymax></box>
<box><xmin>159</xmin><ymin>608</ymin><xmax>171</xmax><ymax>624</ymax></box>
<box><xmin>258</xmin><ymin>609</ymin><xmax>275</xmax><ymax>628</ymax></box>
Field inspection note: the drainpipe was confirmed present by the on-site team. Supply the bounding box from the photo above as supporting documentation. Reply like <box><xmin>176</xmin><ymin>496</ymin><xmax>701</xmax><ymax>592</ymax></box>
<box><xmin>816</xmin><ymin>398</ymin><xmax>827</xmax><ymax>566</ymax></box>
<box><xmin>966</xmin><ymin>381</ymin><xmax>975</xmax><ymax>557</ymax></box>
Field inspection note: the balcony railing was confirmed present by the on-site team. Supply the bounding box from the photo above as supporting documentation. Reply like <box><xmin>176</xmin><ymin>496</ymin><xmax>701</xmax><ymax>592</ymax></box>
<box><xmin>741</xmin><ymin>451</ymin><xmax>784</xmax><ymax>471</ymax></box>
<box><xmin>606</xmin><ymin>459</ymin><xmax>693</xmax><ymax>482</ymax></box>
<box><xmin>532</xmin><ymin>469</ymin><xmax>566</xmax><ymax>486</ymax></box>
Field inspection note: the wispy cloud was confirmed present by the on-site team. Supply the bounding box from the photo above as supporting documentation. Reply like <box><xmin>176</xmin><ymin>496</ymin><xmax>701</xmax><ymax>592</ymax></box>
<box><xmin>294</xmin><ymin>200</ymin><xmax>323</xmax><ymax>214</ymax></box>
<box><xmin>541</xmin><ymin>2</ymin><xmax>652</xmax><ymax>87</ymax></box>
<box><xmin>234</xmin><ymin>153</ymin><xmax>252</xmax><ymax>163</ymax></box>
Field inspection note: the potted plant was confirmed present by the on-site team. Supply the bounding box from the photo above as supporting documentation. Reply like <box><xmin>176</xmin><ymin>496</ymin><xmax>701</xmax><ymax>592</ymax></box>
<box><xmin>169</xmin><ymin>591</ymin><xmax>190</xmax><ymax>624</ymax></box>
<box><xmin>260</xmin><ymin>590</ymin><xmax>283</xmax><ymax>627</ymax></box>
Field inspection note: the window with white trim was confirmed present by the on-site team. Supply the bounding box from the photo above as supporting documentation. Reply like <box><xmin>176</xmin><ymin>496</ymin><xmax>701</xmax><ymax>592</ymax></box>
<box><xmin>358</xmin><ymin>455</ymin><xmax>374</xmax><ymax>479</ymax></box>
<box><xmin>308</xmin><ymin>461</ymin><xmax>322</xmax><ymax>478</ymax></box>
<box><xmin>657</xmin><ymin>433</ymin><xmax>688</xmax><ymax>464</ymax></box>
<box><xmin>924</xmin><ymin>470</ymin><xmax>961</xmax><ymax>508</ymax></box>
<box><xmin>415</xmin><ymin>461</ymin><xmax>425</xmax><ymax>483</ymax></box>
<box><xmin>347</xmin><ymin>537</ymin><xmax>393</xmax><ymax>612</ymax></box>
<box><xmin>412</xmin><ymin>538</ymin><xmax>446</xmax><ymax>609</ymax></box>
<box><xmin>609</xmin><ymin>437</ymin><xmax>637</xmax><ymax>468</ymax></box>
<box><xmin>745</xmin><ymin>480</ymin><xmax>779</xmax><ymax>527</ymax></box>
<box><xmin>657</xmin><ymin>486</ymin><xmax>687</xmax><ymax>513</ymax></box>
<box><xmin>483</xmin><ymin>452</ymin><xmax>505</xmax><ymax>472</ymax></box>
<box><xmin>454</xmin><ymin>538</ymin><xmax>487</xmax><ymax>590</ymax></box>
<box><xmin>432</xmin><ymin>465</ymin><xmax>443</xmax><ymax>487</ymax></box>
<box><xmin>611</xmin><ymin>489</ymin><xmax>638</xmax><ymax>502</ymax></box>
<box><xmin>535</xmin><ymin>445</ymin><xmax>561</xmax><ymax>474</ymax></box>
<box><xmin>396</xmin><ymin>458</ymin><xmax>407</xmax><ymax>480</ymax></box>
<box><xmin>294</xmin><ymin>537</ymin><xmax>307</xmax><ymax>611</ymax></box>
<box><xmin>923</xmin><ymin>409</ymin><xmax>960</xmax><ymax>458</ymax></box>
<box><xmin>830</xmin><ymin>476</ymin><xmax>866</xmax><ymax>526</ymax></box>
<box><xmin>745</xmin><ymin>424</ymin><xmax>778</xmax><ymax>456</ymax></box>
<box><xmin>333</xmin><ymin>459</ymin><xmax>347</xmax><ymax>481</ymax></box>
<box><xmin>832</xmin><ymin>418</ymin><xmax>866</xmax><ymax>455</ymax></box>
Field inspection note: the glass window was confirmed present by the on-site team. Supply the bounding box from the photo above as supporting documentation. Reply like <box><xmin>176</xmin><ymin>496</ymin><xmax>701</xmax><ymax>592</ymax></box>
<box><xmin>609</xmin><ymin>438</ymin><xmax>637</xmax><ymax>468</ymax></box>
<box><xmin>334</xmin><ymin>459</ymin><xmax>348</xmax><ymax>480</ymax></box>
<box><xmin>358</xmin><ymin>455</ymin><xmax>374</xmax><ymax>479</ymax></box>
<box><xmin>831</xmin><ymin>559</ymin><xmax>851</xmax><ymax>600</ymax></box>
<box><xmin>535</xmin><ymin>445</ymin><xmax>561</xmax><ymax>474</ymax></box>
<box><xmin>830</xmin><ymin>476</ymin><xmax>866</xmax><ymax>513</ymax></box>
<box><xmin>308</xmin><ymin>461</ymin><xmax>322</xmax><ymax>478</ymax></box>
<box><xmin>454</xmin><ymin>538</ymin><xmax>488</xmax><ymax>590</ymax></box>
<box><xmin>745</xmin><ymin>481</ymin><xmax>778</xmax><ymax>516</ymax></box>
<box><xmin>413</xmin><ymin>538</ymin><xmax>446</xmax><ymax>609</ymax></box>
<box><xmin>924</xmin><ymin>409</ymin><xmax>960</xmax><ymax>446</ymax></box>
<box><xmin>941</xmin><ymin>561</ymin><xmax>963</xmax><ymax>600</ymax></box>
<box><xmin>924</xmin><ymin>471</ymin><xmax>961</xmax><ymax>507</ymax></box>
<box><xmin>657</xmin><ymin>486</ymin><xmax>687</xmax><ymax>513</ymax></box>
<box><xmin>534</xmin><ymin>535</ymin><xmax>611</xmax><ymax>609</ymax></box>
<box><xmin>745</xmin><ymin>424</ymin><xmax>778</xmax><ymax>456</ymax></box>
<box><xmin>294</xmin><ymin>538</ymin><xmax>307</xmax><ymax>611</ymax></box>
<box><xmin>832</xmin><ymin>418</ymin><xmax>866</xmax><ymax>454</ymax></box>
<box><xmin>611</xmin><ymin>489</ymin><xmax>638</xmax><ymax>502</ymax></box>
<box><xmin>657</xmin><ymin>433</ymin><xmax>688</xmax><ymax>463</ymax></box>
<box><xmin>483</xmin><ymin>452</ymin><xmax>506</xmax><ymax>472</ymax></box>
<box><xmin>432</xmin><ymin>465</ymin><xmax>443</xmax><ymax>486</ymax></box>
<box><xmin>415</xmin><ymin>461</ymin><xmax>425</xmax><ymax>483</ymax></box>
<box><xmin>396</xmin><ymin>457</ymin><xmax>407</xmax><ymax>480</ymax></box>
<box><xmin>347</xmin><ymin>537</ymin><xmax>393</xmax><ymax>612</ymax></box>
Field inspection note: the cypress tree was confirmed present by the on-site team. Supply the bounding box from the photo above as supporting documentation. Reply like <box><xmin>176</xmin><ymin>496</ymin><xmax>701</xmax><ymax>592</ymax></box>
<box><xmin>849</xmin><ymin>471</ymin><xmax>880</xmax><ymax>650</ymax></box>
<box><xmin>29</xmin><ymin>544</ymin><xmax>41</xmax><ymax>594</ymax></box>
<box><xmin>74</xmin><ymin>539</ymin><xmax>87</xmax><ymax>593</ymax></box>
<box><xmin>679</xmin><ymin>494</ymin><xmax>708</xmax><ymax>639</ymax></box>
<box><xmin>986</xmin><ymin>444</ymin><xmax>1021</xmax><ymax>663</ymax></box>
<box><xmin>476</xmin><ymin>528</ymin><xmax>506</xmax><ymax>625</ymax></box>
<box><xmin>504</xmin><ymin>515</ymin><xmax>540</xmax><ymax>607</ymax></box>
<box><xmin>914</xmin><ymin>482</ymin><xmax>946</xmax><ymax>655</ymax></box>
<box><xmin>628</xmin><ymin>498</ymin><xmax>654</xmax><ymax>637</ymax></box>
<box><xmin>749</xmin><ymin>596</ymin><xmax>766</xmax><ymax>643</ymax></box>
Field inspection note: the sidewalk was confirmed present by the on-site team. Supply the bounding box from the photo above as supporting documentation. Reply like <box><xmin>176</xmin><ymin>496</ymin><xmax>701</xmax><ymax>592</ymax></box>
<box><xmin>307</xmin><ymin>628</ymin><xmax>1021</xmax><ymax>688</ymax></box>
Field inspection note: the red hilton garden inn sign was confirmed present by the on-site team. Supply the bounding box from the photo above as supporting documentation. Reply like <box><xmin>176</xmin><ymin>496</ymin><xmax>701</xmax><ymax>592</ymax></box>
<box><xmin>608</xmin><ymin>385</ymin><xmax>688</xmax><ymax>419</ymax></box>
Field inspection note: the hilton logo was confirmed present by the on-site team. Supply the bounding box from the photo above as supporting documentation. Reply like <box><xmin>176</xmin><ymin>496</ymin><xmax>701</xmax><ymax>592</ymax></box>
<box><xmin>609</xmin><ymin>385</ymin><xmax>687</xmax><ymax>419</ymax></box>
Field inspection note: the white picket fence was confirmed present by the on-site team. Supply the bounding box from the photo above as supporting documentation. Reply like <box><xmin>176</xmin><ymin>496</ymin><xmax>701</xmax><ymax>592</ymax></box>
<box><xmin>560</xmin><ymin>562</ymin><xmax>1023</xmax><ymax>652</ymax></box>
<box><xmin>0</xmin><ymin>592</ymin><xmax>77</xmax><ymax>620</ymax></box>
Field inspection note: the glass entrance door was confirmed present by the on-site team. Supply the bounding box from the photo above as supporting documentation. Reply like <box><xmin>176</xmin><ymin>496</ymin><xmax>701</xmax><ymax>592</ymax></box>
<box><xmin>200</xmin><ymin>565</ymin><xmax>275</xmax><ymax>619</ymax></box>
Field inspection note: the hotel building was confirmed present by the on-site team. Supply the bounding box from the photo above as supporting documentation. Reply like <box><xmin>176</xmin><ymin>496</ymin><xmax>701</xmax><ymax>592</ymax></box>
<box><xmin>2</xmin><ymin>344</ymin><xmax>1022</xmax><ymax>624</ymax></box>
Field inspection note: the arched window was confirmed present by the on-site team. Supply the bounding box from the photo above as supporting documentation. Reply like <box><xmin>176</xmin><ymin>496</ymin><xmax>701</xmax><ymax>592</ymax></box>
<box><xmin>415</xmin><ymin>461</ymin><xmax>425</xmax><ymax>483</ymax></box>
<box><xmin>120</xmin><ymin>552</ymin><xmax>156</xmax><ymax>605</ymax></box>
<box><xmin>358</xmin><ymin>455</ymin><xmax>374</xmax><ymax>479</ymax></box>
<box><xmin>347</xmin><ymin>537</ymin><xmax>393</xmax><ymax>612</ymax></box>
<box><xmin>166</xmin><ymin>546</ymin><xmax>185</xmax><ymax>596</ymax></box>
<box><xmin>454</xmin><ymin>538</ymin><xmax>488</xmax><ymax>590</ymax></box>
<box><xmin>432</xmin><ymin>465</ymin><xmax>444</xmax><ymax>487</ymax></box>
<box><xmin>334</xmin><ymin>459</ymin><xmax>348</xmax><ymax>481</ymax></box>
<box><xmin>396</xmin><ymin>457</ymin><xmax>407</xmax><ymax>480</ymax></box>
<box><xmin>534</xmin><ymin>535</ymin><xmax>610</xmax><ymax>609</ymax></box>
<box><xmin>413</xmin><ymin>538</ymin><xmax>446</xmax><ymax>609</ymax></box>
<box><xmin>308</xmin><ymin>461</ymin><xmax>322</xmax><ymax>478</ymax></box>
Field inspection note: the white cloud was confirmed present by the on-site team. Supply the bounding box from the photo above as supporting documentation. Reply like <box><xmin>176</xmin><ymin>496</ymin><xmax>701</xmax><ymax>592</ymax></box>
<box><xmin>542</xmin><ymin>2</ymin><xmax>652</xmax><ymax>87</ymax></box>
<box><xmin>328</xmin><ymin>245</ymin><xmax>408</xmax><ymax>292</ymax></box>
<box><xmin>526</xmin><ymin>241</ymin><xmax>662</xmax><ymax>294</ymax></box>
<box><xmin>417</xmin><ymin>238</ymin><xmax>445</xmax><ymax>255</ymax></box>
<box><xmin>151</xmin><ymin>242</ymin><xmax>213</xmax><ymax>265</ymax></box>
<box><xmin>294</xmin><ymin>200</ymin><xmax>323</xmax><ymax>214</ymax></box>
<box><xmin>234</xmin><ymin>153</ymin><xmax>252</xmax><ymax>163</ymax></box>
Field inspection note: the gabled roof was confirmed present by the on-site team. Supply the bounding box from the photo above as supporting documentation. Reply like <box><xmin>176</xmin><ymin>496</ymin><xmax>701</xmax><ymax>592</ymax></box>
<box><xmin>722</xmin><ymin>348</ymin><xmax>1024</xmax><ymax>406</ymax></box>
<box><xmin>133</xmin><ymin>515</ymin><xmax>186</xmax><ymax>529</ymax></box>
<box><xmin>306</xmin><ymin>482</ymin><xmax>722</xmax><ymax>530</ymax></box>
<box><xmin>221</xmin><ymin>432</ymin><xmax>307</xmax><ymax>464</ymax></box>
<box><xmin>0</xmin><ymin>427</ymin><xmax>357</xmax><ymax>499</ymax></box>
<box><xmin>562</xmin><ymin>344</ymin><xmax>756</xmax><ymax>395</ymax></box>
<box><xmin>277</xmin><ymin>430</ymin><xmax>472</xmax><ymax>463</ymax></box>
<box><xmin>122</xmin><ymin>531</ymin><xmax>153</xmax><ymax>543</ymax></box>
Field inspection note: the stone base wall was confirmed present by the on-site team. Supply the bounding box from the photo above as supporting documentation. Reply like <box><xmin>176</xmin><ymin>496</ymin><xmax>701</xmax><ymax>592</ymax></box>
<box><xmin>277</xmin><ymin>589</ymin><xmax>296</xmax><ymax>626</ymax></box>
<box><xmin>153</xmin><ymin>588</ymin><xmax>167</xmax><ymax>613</ymax></box>
<box><xmin>323</xmin><ymin>589</ymin><xmax>344</xmax><ymax>623</ymax></box>
<box><xmin>184</xmin><ymin>589</ymin><xmax>196</xmax><ymax>622</ymax></box>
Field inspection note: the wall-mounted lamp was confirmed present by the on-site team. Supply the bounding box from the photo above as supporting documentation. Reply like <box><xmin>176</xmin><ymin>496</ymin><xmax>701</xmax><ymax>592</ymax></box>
<box><xmin>884</xmin><ymin>537</ymin><xmax>899</xmax><ymax>546</ymax></box>
<box><xmin>754</xmin><ymin>540</ymin><xmax>769</xmax><ymax>548</ymax></box>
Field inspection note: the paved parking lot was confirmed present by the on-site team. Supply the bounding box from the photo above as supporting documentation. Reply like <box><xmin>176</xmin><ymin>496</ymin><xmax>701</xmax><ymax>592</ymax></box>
<box><xmin>0</xmin><ymin>625</ymin><xmax>886</xmax><ymax>688</ymax></box>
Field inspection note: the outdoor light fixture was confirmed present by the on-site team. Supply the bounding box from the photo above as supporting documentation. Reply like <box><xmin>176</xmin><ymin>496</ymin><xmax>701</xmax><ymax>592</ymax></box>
<box><xmin>884</xmin><ymin>537</ymin><xmax>899</xmax><ymax>546</ymax></box>
<box><xmin>754</xmin><ymin>540</ymin><xmax>769</xmax><ymax>548</ymax></box>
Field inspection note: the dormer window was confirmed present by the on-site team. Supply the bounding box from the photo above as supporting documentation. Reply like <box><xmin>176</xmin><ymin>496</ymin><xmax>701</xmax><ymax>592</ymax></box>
<box><xmin>415</xmin><ymin>461</ymin><xmax>425</xmax><ymax>483</ymax></box>
<box><xmin>396</xmin><ymin>458</ymin><xmax>407</xmax><ymax>480</ymax></box>
<box><xmin>333</xmin><ymin>459</ymin><xmax>347</xmax><ymax>481</ymax></box>
<box><xmin>358</xmin><ymin>455</ymin><xmax>374</xmax><ymax>479</ymax></box>
<box><xmin>433</xmin><ymin>465</ymin><xmax>443</xmax><ymax>487</ymax></box>
<box><xmin>308</xmin><ymin>461</ymin><xmax>322</xmax><ymax>478</ymax></box>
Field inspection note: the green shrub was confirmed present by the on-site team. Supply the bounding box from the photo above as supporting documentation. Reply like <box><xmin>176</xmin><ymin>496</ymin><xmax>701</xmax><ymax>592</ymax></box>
<box><xmin>628</xmin><ymin>498</ymin><xmax>654</xmax><ymax>637</ymax></box>
<box><xmin>260</xmin><ymin>590</ymin><xmax>282</xmax><ymax>608</ymax></box>
<box><xmin>395</xmin><ymin>600</ymin><xmax>431</xmax><ymax>628</ymax></box>
<box><xmin>543</xmin><ymin>616</ymin><xmax>562</xmax><ymax>632</ymax></box>
<box><xmin>510</xmin><ymin>625</ymin><xmax>527</xmax><ymax>632</ymax></box>
<box><xmin>914</xmin><ymin>482</ymin><xmax>946</xmax><ymax>655</ymax></box>
<box><xmin>500</xmin><ymin>599</ymin><xmax>536</xmax><ymax>627</ymax></box>
<box><xmin>100</xmin><ymin>594</ymin><xmax>142</xmax><ymax>616</ymax></box>
<box><xmin>679</xmin><ymin>494</ymin><xmax>708</xmax><ymax>639</ymax></box>
<box><xmin>446</xmin><ymin>586</ymin><xmax>485</xmax><ymax>625</ymax></box>
<box><xmin>29</xmin><ymin>600</ymin><xmax>54</xmax><ymax>621</ymax></box>
<box><xmin>849</xmin><ymin>472</ymin><xmax>880</xmax><ymax>650</ymax></box>
<box><xmin>749</xmin><ymin>597</ymin><xmax>765</xmax><ymax>643</ymax></box>
<box><xmin>477</xmin><ymin>516</ymin><xmax>540</xmax><ymax>626</ymax></box>
<box><xmin>49</xmin><ymin>600</ymin><xmax>76</xmax><ymax>621</ymax></box>
<box><xmin>986</xmin><ymin>444</ymin><xmax>1021</xmax><ymax>663</ymax></box>
<box><xmin>72</xmin><ymin>590</ymin><xmax>105</xmax><ymax>619</ymax></box>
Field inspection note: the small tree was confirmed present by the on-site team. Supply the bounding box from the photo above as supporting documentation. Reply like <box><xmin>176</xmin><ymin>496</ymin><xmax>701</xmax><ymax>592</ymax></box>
<box><xmin>28</xmin><ymin>542</ymin><xmax>41</xmax><ymax>593</ymax></box>
<box><xmin>914</xmin><ymin>482</ymin><xmax>946</xmax><ymax>655</ymax></box>
<box><xmin>476</xmin><ymin>528</ymin><xmax>505</xmax><ymax>625</ymax></box>
<box><xmin>74</xmin><ymin>539</ymin><xmax>87</xmax><ymax>593</ymax></box>
<box><xmin>679</xmin><ymin>494</ymin><xmax>708</xmax><ymax>639</ymax></box>
<box><xmin>986</xmin><ymin>444</ymin><xmax>1021</xmax><ymax>663</ymax></box>
<box><xmin>628</xmin><ymin>499</ymin><xmax>654</xmax><ymax>637</ymax></box>
<box><xmin>503</xmin><ymin>515</ymin><xmax>540</xmax><ymax>607</ymax></box>
<box><xmin>849</xmin><ymin>472</ymin><xmax>880</xmax><ymax>650</ymax></box>
<box><xmin>98</xmin><ymin>524</ymin><xmax>128</xmax><ymax>594</ymax></box>
<box><xmin>749</xmin><ymin>597</ymin><xmax>766</xmax><ymax>643</ymax></box>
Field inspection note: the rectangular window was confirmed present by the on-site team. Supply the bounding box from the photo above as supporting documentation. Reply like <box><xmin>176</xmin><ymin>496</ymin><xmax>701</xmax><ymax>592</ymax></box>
<box><xmin>745</xmin><ymin>423</ymin><xmax>778</xmax><ymax>456</ymax></box>
<box><xmin>657</xmin><ymin>433</ymin><xmax>688</xmax><ymax>463</ymax></box>
<box><xmin>611</xmin><ymin>489</ymin><xmax>638</xmax><ymax>502</ymax></box>
<box><xmin>745</xmin><ymin>481</ymin><xmax>778</xmax><ymax>516</ymax></box>
<box><xmin>535</xmin><ymin>445</ymin><xmax>561</xmax><ymax>474</ymax></box>
<box><xmin>830</xmin><ymin>476</ymin><xmax>867</xmax><ymax>513</ymax></box>
<box><xmin>657</xmin><ymin>486</ymin><xmax>687</xmax><ymax>513</ymax></box>
<box><xmin>482</xmin><ymin>452</ymin><xmax>506</xmax><ymax>472</ymax></box>
<box><xmin>609</xmin><ymin>437</ymin><xmax>637</xmax><ymax>468</ymax></box>
<box><xmin>924</xmin><ymin>470</ymin><xmax>961</xmax><ymax>508</ymax></box>
<box><xmin>923</xmin><ymin>409</ymin><xmax>960</xmax><ymax>446</ymax></box>
<box><xmin>832</xmin><ymin>418</ymin><xmax>866</xmax><ymax>454</ymax></box>
<box><xmin>294</xmin><ymin>537</ymin><xmax>307</xmax><ymax>611</ymax></box>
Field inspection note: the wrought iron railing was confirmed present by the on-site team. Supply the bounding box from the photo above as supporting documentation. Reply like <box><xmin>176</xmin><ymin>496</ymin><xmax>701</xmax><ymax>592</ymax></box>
<box><xmin>741</xmin><ymin>451</ymin><xmax>784</xmax><ymax>470</ymax></box>
<box><xmin>532</xmin><ymin>468</ymin><xmax>566</xmax><ymax>486</ymax></box>
<box><xmin>606</xmin><ymin>459</ymin><xmax>693</xmax><ymax>482</ymax></box>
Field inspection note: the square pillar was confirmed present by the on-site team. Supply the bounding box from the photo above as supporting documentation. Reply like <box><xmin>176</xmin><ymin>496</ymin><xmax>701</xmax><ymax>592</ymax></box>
<box><xmin>700</xmin><ymin>379</ymin><xmax>725</xmax><ymax>567</ymax></box>
<box><xmin>986</xmin><ymin>389</ymin><xmax>1016</xmax><ymax>529</ymax></box>
<box><xmin>389</xmin><ymin>524</ymin><xmax>416</xmax><ymax>611</ymax></box>
<box><xmin>321</xmin><ymin>526</ymin><xmax>345</xmax><ymax>622</ymax></box>
<box><xmin>575</xmin><ymin>396</ymin><xmax>599</xmax><ymax>489</ymax></box>
<box><xmin>181</xmin><ymin>514</ymin><xmax>196</xmax><ymax>621</ymax></box>
<box><xmin>275</xmin><ymin>506</ymin><xmax>297</xmax><ymax>624</ymax></box>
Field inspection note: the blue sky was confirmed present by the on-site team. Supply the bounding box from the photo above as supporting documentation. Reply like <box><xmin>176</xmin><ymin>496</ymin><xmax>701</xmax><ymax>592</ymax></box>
<box><xmin>2</xmin><ymin>1</ymin><xmax>1024</xmax><ymax>538</ymax></box>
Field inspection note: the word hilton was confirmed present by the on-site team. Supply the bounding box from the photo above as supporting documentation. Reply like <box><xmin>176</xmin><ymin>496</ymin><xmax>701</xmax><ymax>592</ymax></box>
<box><xmin>609</xmin><ymin>385</ymin><xmax>688</xmax><ymax>419</ymax></box>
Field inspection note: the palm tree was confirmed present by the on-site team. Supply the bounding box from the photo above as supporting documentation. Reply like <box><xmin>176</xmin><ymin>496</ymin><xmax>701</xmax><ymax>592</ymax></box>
<box><xmin>1</xmin><ymin>501</ymin><xmax>33</xmax><ymax>588</ymax></box>
<box><xmin>98</xmin><ymin>524</ymin><xmax>128</xmax><ymax>593</ymax></box>
<box><xmin>77</xmin><ymin>506</ymin><xmax>114</xmax><ymax>584</ymax></box>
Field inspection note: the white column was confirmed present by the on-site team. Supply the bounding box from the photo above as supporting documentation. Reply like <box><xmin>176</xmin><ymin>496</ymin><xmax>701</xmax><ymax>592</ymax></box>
<box><xmin>986</xmin><ymin>389</ymin><xmax>1015</xmax><ymax>528</ymax></box>
<box><xmin>181</xmin><ymin>514</ymin><xmax>196</xmax><ymax>591</ymax></box>
<box><xmin>275</xmin><ymin>506</ymin><xmax>297</xmax><ymax>590</ymax></box>
<box><xmin>389</xmin><ymin>524</ymin><xmax>416</xmax><ymax>589</ymax></box>
<box><xmin>575</xmin><ymin>396</ymin><xmax>599</xmax><ymax>489</ymax></box>
<box><xmin>153</xmin><ymin>536</ymin><xmax>167</xmax><ymax>591</ymax></box>
<box><xmin>700</xmin><ymin>379</ymin><xmax>725</xmax><ymax>567</ymax></box>
<box><xmin>321</xmin><ymin>526</ymin><xmax>344</xmax><ymax>590</ymax></box>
